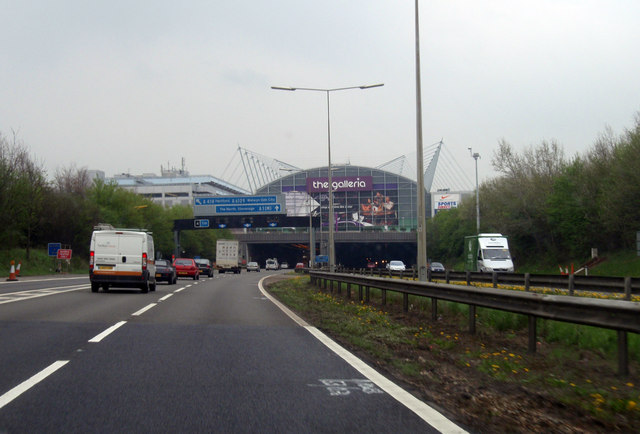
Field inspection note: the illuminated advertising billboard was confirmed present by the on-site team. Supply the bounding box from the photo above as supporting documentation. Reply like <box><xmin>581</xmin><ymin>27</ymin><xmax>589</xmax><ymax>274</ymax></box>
<box><xmin>433</xmin><ymin>193</ymin><xmax>461</xmax><ymax>213</ymax></box>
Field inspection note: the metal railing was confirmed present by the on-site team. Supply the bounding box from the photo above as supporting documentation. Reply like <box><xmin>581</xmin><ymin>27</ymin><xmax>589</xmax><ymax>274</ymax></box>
<box><xmin>334</xmin><ymin>266</ymin><xmax>640</xmax><ymax>299</ymax></box>
<box><xmin>309</xmin><ymin>270</ymin><xmax>640</xmax><ymax>376</ymax></box>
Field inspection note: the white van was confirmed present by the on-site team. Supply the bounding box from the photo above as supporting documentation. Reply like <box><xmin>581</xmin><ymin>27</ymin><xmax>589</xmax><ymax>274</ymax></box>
<box><xmin>89</xmin><ymin>229</ymin><xmax>156</xmax><ymax>293</ymax></box>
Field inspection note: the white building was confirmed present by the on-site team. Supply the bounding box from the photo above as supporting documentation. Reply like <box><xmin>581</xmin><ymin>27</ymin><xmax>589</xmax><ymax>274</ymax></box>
<box><xmin>109</xmin><ymin>167</ymin><xmax>249</xmax><ymax>208</ymax></box>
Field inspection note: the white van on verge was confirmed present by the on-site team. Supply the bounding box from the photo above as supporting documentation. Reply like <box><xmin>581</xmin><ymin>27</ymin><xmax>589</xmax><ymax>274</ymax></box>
<box><xmin>89</xmin><ymin>228</ymin><xmax>156</xmax><ymax>293</ymax></box>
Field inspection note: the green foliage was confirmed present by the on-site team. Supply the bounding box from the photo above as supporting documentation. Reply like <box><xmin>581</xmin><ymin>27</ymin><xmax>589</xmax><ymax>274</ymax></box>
<box><xmin>426</xmin><ymin>114</ymin><xmax>640</xmax><ymax>269</ymax></box>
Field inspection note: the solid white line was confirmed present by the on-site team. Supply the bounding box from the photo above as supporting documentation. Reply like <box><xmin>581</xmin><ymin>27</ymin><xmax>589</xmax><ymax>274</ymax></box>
<box><xmin>0</xmin><ymin>286</ymin><xmax>88</xmax><ymax>305</ymax></box>
<box><xmin>132</xmin><ymin>303</ymin><xmax>157</xmax><ymax>316</ymax></box>
<box><xmin>257</xmin><ymin>276</ymin><xmax>467</xmax><ymax>434</ymax></box>
<box><xmin>0</xmin><ymin>360</ymin><xmax>69</xmax><ymax>410</ymax></box>
<box><xmin>159</xmin><ymin>293</ymin><xmax>173</xmax><ymax>301</ymax></box>
<box><xmin>88</xmin><ymin>321</ymin><xmax>127</xmax><ymax>342</ymax></box>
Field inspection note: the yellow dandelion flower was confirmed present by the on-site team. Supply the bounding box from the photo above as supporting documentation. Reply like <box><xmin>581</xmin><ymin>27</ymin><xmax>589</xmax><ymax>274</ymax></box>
<box><xmin>570</xmin><ymin>383</ymin><xmax>576</xmax><ymax>387</ymax></box>
<box><xmin>628</xmin><ymin>401</ymin><xmax>637</xmax><ymax>410</ymax></box>
<box><xmin>586</xmin><ymin>379</ymin><xmax>592</xmax><ymax>383</ymax></box>
<box><xmin>491</xmin><ymin>364</ymin><xmax>500</xmax><ymax>369</ymax></box>
<box><xmin>509</xmin><ymin>353</ymin><xmax>515</xmax><ymax>358</ymax></box>
<box><xmin>627</xmin><ymin>383</ymin><xmax>634</xmax><ymax>387</ymax></box>
<box><xmin>512</xmin><ymin>369</ymin><xmax>518</xmax><ymax>374</ymax></box>
<box><xmin>466</xmin><ymin>363</ymin><xmax>470</xmax><ymax>367</ymax></box>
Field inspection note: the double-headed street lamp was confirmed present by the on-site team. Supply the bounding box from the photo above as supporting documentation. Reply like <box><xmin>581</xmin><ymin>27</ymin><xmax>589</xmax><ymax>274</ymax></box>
<box><xmin>271</xmin><ymin>83</ymin><xmax>384</xmax><ymax>273</ymax></box>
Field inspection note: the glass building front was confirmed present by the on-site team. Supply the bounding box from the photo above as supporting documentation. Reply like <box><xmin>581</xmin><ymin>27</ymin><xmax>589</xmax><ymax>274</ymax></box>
<box><xmin>256</xmin><ymin>165</ymin><xmax>429</xmax><ymax>232</ymax></box>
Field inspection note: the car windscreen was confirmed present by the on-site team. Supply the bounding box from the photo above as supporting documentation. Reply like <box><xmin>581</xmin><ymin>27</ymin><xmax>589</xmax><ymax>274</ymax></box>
<box><xmin>175</xmin><ymin>259</ymin><xmax>192</xmax><ymax>265</ymax></box>
<box><xmin>156</xmin><ymin>260</ymin><xmax>168</xmax><ymax>266</ymax></box>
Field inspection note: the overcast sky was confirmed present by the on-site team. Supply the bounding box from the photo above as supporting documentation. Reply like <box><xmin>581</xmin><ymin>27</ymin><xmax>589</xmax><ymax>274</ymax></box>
<box><xmin>2</xmin><ymin>0</ymin><xmax>639</xmax><ymax>189</ymax></box>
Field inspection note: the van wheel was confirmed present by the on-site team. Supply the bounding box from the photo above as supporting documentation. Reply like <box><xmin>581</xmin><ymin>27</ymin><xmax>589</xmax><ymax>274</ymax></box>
<box><xmin>150</xmin><ymin>282</ymin><xmax>156</xmax><ymax>292</ymax></box>
<box><xmin>141</xmin><ymin>281</ymin><xmax>149</xmax><ymax>293</ymax></box>
<box><xmin>91</xmin><ymin>283</ymin><xmax>99</xmax><ymax>293</ymax></box>
<box><xmin>102</xmin><ymin>284</ymin><xmax>109</xmax><ymax>292</ymax></box>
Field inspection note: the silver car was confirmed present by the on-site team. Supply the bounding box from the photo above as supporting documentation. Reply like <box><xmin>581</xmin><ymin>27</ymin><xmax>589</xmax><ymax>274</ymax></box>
<box><xmin>246</xmin><ymin>261</ymin><xmax>260</xmax><ymax>272</ymax></box>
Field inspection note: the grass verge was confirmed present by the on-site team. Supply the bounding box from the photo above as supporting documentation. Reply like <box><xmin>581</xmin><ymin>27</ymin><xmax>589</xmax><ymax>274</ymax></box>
<box><xmin>267</xmin><ymin>275</ymin><xmax>640</xmax><ymax>433</ymax></box>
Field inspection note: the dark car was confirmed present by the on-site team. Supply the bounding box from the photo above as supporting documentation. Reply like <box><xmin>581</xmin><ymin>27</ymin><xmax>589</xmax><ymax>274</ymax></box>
<box><xmin>155</xmin><ymin>259</ymin><xmax>177</xmax><ymax>284</ymax></box>
<box><xmin>195</xmin><ymin>258</ymin><xmax>214</xmax><ymax>277</ymax></box>
<box><xmin>174</xmin><ymin>258</ymin><xmax>200</xmax><ymax>280</ymax></box>
<box><xmin>429</xmin><ymin>262</ymin><xmax>446</xmax><ymax>272</ymax></box>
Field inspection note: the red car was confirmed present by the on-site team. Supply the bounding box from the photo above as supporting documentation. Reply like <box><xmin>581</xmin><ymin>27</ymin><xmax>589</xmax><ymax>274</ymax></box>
<box><xmin>173</xmin><ymin>258</ymin><xmax>200</xmax><ymax>280</ymax></box>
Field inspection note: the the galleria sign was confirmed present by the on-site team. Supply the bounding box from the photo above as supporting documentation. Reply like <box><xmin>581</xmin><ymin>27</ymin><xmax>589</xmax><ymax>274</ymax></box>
<box><xmin>306</xmin><ymin>176</ymin><xmax>373</xmax><ymax>193</ymax></box>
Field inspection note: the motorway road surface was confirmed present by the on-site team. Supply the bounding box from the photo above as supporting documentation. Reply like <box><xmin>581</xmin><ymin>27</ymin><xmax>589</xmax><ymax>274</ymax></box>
<box><xmin>0</xmin><ymin>272</ymin><xmax>466</xmax><ymax>433</ymax></box>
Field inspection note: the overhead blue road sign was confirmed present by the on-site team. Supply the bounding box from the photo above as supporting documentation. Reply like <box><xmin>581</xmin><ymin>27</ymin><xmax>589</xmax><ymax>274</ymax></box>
<box><xmin>194</xmin><ymin>194</ymin><xmax>285</xmax><ymax>217</ymax></box>
<box><xmin>215</xmin><ymin>204</ymin><xmax>281</xmax><ymax>214</ymax></box>
<box><xmin>218</xmin><ymin>223</ymin><xmax>227</xmax><ymax>228</ymax></box>
<box><xmin>194</xmin><ymin>219</ymin><xmax>210</xmax><ymax>228</ymax></box>
<box><xmin>48</xmin><ymin>242</ymin><xmax>61</xmax><ymax>257</ymax></box>
<box><xmin>315</xmin><ymin>255</ymin><xmax>329</xmax><ymax>263</ymax></box>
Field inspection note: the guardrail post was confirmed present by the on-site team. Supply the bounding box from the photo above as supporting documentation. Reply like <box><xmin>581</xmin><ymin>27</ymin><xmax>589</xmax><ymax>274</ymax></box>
<box><xmin>346</xmin><ymin>282</ymin><xmax>351</xmax><ymax>299</ymax></box>
<box><xmin>525</xmin><ymin>273</ymin><xmax>531</xmax><ymax>292</ymax></box>
<box><xmin>445</xmin><ymin>270</ymin><xmax>450</xmax><ymax>284</ymax></box>
<box><xmin>625</xmin><ymin>277</ymin><xmax>632</xmax><ymax>301</ymax></box>
<box><xmin>427</xmin><ymin>268</ymin><xmax>432</xmax><ymax>282</ymax></box>
<box><xmin>403</xmin><ymin>293</ymin><xmax>409</xmax><ymax>312</ymax></box>
<box><xmin>466</xmin><ymin>271</ymin><xmax>471</xmax><ymax>286</ymax></box>
<box><xmin>358</xmin><ymin>285</ymin><xmax>363</xmax><ymax>301</ymax></box>
<box><xmin>492</xmin><ymin>272</ymin><xmax>498</xmax><ymax>288</ymax></box>
<box><xmin>412</xmin><ymin>268</ymin><xmax>416</xmax><ymax>280</ymax></box>
<box><xmin>618</xmin><ymin>330</ymin><xmax>629</xmax><ymax>376</ymax></box>
<box><xmin>568</xmin><ymin>274</ymin><xmax>575</xmax><ymax>296</ymax></box>
<box><xmin>381</xmin><ymin>289</ymin><xmax>386</xmax><ymax>305</ymax></box>
<box><xmin>337</xmin><ymin>280</ymin><xmax>341</xmax><ymax>295</ymax></box>
<box><xmin>528</xmin><ymin>316</ymin><xmax>537</xmax><ymax>353</ymax></box>
<box><xmin>431</xmin><ymin>298</ymin><xmax>437</xmax><ymax>321</ymax></box>
<box><xmin>365</xmin><ymin>286</ymin><xmax>370</xmax><ymax>303</ymax></box>
<box><xmin>469</xmin><ymin>305</ymin><xmax>476</xmax><ymax>334</ymax></box>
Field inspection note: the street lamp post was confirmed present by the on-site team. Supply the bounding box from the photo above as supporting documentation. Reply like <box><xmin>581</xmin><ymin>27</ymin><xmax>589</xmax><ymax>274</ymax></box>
<box><xmin>272</xmin><ymin>83</ymin><xmax>383</xmax><ymax>273</ymax></box>
<box><xmin>468</xmin><ymin>148</ymin><xmax>480</xmax><ymax>234</ymax></box>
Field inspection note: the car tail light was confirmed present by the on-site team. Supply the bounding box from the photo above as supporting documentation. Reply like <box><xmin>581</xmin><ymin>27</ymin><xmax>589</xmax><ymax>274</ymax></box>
<box><xmin>89</xmin><ymin>251</ymin><xmax>95</xmax><ymax>270</ymax></box>
<box><xmin>142</xmin><ymin>252</ymin><xmax>148</xmax><ymax>271</ymax></box>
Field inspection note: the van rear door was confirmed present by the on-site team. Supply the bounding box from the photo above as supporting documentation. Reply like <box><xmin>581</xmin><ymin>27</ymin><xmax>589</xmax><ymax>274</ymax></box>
<box><xmin>117</xmin><ymin>232</ymin><xmax>144</xmax><ymax>275</ymax></box>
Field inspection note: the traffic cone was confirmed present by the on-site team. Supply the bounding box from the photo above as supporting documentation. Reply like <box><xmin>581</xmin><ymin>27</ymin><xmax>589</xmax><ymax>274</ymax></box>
<box><xmin>7</xmin><ymin>261</ymin><xmax>18</xmax><ymax>281</ymax></box>
<box><xmin>16</xmin><ymin>261</ymin><xmax>21</xmax><ymax>277</ymax></box>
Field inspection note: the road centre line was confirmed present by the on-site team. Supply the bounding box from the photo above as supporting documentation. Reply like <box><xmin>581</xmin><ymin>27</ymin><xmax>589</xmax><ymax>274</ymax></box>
<box><xmin>132</xmin><ymin>303</ymin><xmax>157</xmax><ymax>316</ymax></box>
<box><xmin>174</xmin><ymin>287</ymin><xmax>185</xmax><ymax>293</ymax></box>
<box><xmin>257</xmin><ymin>276</ymin><xmax>467</xmax><ymax>434</ymax></box>
<box><xmin>88</xmin><ymin>321</ymin><xmax>127</xmax><ymax>343</ymax></box>
<box><xmin>158</xmin><ymin>293</ymin><xmax>173</xmax><ymax>301</ymax></box>
<box><xmin>0</xmin><ymin>360</ymin><xmax>69</xmax><ymax>410</ymax></box>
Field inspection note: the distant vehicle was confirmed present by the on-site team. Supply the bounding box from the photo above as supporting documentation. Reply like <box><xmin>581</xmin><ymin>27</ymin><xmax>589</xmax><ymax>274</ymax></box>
<box><xmin>265</xmin><ymin>258</ymin><xmax>279</xmax><ymax>270</ymax></box>
<box><xmin>295</xmin><ymin>262</ymin><xmax>304</xmax><ymax>269</ymax></box>
<box><xmin>174</xmin><ymin>258</ymin><xmax>199</xmax><ymax>280</ymax></box>
<box><xmin>464</xmin><ymin>233</ymin><xmax>514</xmax><ymax>272</ymax></box>
<box><xmin>429</xmin><ymin>262</ymin><xmax>445</xmax><ymax>272</ymax></box>
<box><xmin>386</xmin><ymin>260</ymin><xmax>406</xmax><ymax>272</ymax></box>
<box><xmin>89</xmin><ymin>228</ymin><xmax>157</xmax><ymax>293</ymax></box>
<box><xmin>281</xmin><ymin>262</ymin><xmax>289</xmax><ymax>269</ymax></box>
<box><xmin>366</xmin><ymin>262</ymin><xmax>376</xmax><ymax>269</ymax></box>
<box><xmin>246</xmin><ymin>261</ymin><xmax>260</xmax><ymax>272</ymax></box>
<box><xmin>216</xmin><ymin>239</ymin><xmax>241</xmax><ymax>274</ymax></box>
<box><xmin>195</xmin><ymin>258</ymin><xmax>214</xmax><ymax>277</ymax></box>
<box><xmin>155</xmin><ymin>259</ymin><xmax>177</xmax><ymax>284</ymax></box>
